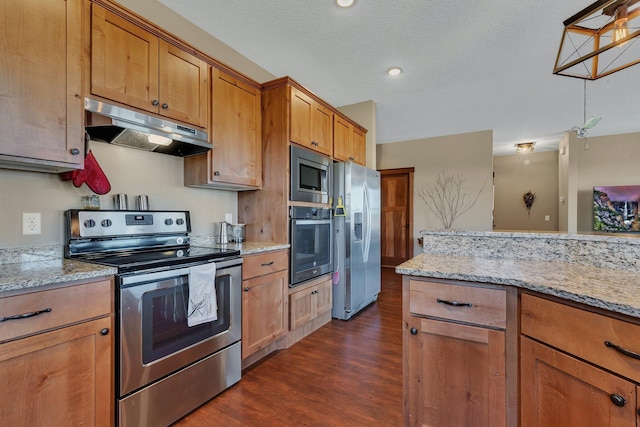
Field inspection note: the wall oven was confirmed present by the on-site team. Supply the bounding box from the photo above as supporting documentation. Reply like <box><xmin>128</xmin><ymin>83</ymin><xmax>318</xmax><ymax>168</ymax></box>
<box><xmin>290</xmin><ymin>145</ymin><xmax>332</xmax><ymax>204</ymax></box>
<box><xmin>65</xmin><ymin>210</ymin><xmax>242</xmax><ymax>427</ymax></box>
<box><xmin>290</xmin><ymin>206</ymin><xmax>333</xmax><ymax>286</ymax></box>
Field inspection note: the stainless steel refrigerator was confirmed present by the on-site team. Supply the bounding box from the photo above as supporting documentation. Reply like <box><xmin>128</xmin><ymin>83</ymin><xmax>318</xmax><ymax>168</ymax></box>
<box><xmin>332</xmin><ymin>162</ymin><xmax>381</xmax><ymax>320</ymax></box>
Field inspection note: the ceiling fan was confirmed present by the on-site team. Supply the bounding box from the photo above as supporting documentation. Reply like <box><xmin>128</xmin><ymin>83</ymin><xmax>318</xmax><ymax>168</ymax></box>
<box><xmin>572</xmin><ymin>80</ymin><xmax>602</xmax><ymax>147</ymax></box>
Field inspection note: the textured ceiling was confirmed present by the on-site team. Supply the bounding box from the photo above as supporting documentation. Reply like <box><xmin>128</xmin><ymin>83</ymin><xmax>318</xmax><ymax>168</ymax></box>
<box><xmin>160</xmin><ymin>0</ymin><xmax>640</xmax><ymax>156</ymax></box>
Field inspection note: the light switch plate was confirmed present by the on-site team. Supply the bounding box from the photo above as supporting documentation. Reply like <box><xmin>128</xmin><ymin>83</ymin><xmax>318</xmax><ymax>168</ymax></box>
<box><xmin>22</xmin><ymin>212</ymin><xmax>41</xmax><ymax>235</ymax></box>
<box><xmin>225</xmin><ymin>213</ymin><xmax>233</xmax><ymax>223</ymax></box>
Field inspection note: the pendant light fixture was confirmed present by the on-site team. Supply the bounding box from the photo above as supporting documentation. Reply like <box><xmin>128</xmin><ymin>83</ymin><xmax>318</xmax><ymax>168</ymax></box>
<box><xmin>553</xmin><ymin>0</ymin><xmax>640</xmax><ymax>80</ymax></box>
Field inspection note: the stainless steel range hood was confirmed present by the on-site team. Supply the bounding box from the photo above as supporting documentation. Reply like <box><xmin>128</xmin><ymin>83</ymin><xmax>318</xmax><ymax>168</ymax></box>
<box><xmin>84</xmin><ymin>98</ymin><xmax>211</xmax><ymax>157</ymax></box>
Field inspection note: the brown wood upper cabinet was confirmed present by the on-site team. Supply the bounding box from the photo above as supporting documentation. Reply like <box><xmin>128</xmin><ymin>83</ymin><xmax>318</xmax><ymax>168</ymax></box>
<box><xmin>184</xmin><ymin>68</ymin><xmax>262</xmax><ymax>190</ymax></box>
<box><xmin>289</xmin><ymin>87</ymin><xmax>333</xmax><ymax>156</ymax></box>
<box><xmin>0</xmin><ymin>0</ymin><xmax>84</xmax><ymax>171</ymax></box>
<box><xmin>333</xmin><ymin>115</ymin><xmax>366</xmax><ymax>165</ymax></box>
<box><xmin>91</xmin><ymin>4</ymin><xmax>208</xmax><ymax>128</ymax></box>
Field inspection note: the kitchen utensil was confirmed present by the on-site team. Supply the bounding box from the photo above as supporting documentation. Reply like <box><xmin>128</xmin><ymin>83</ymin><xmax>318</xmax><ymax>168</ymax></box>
<box><xmin>215</xmin><ymin>221</ymin><xmax>229</xmax><ymax>244</ymax></box>
<box><xmin>229</xmin><ymin>224</ymin><xmax>245</xmax><ymax>243</ymax></box>
<box><xmin>136</xmin><ymin>195</ymin><xmax>149</xmax><ymax>211</ymax></box>
<box><xmin>114</xmin><ymin>194</ymin><xmax>128</xmax><ymax>210</ymax></box>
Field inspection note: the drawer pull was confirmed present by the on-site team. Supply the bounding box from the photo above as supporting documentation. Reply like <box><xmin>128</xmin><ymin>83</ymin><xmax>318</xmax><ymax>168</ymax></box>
<box><xmin>0</xmin><ymin>307</ymin><xmax>52</xmax><ymax>322</ymax></box>
<box><xmin>436</xmin><ymin>298</ymin><xmax>472</xmax><ymax>308</ymax></box>
<box><xmin>410</xmin><ymin>327</ymin><xmax>418</xmax><ymax>335</ymax></box>
<box><xmin>261</xmin><ymin>261</ymin><xmax>275</xmax><ymax>267</ymax></box>
<box><xmin>604</xmin><ymin>341</ymin><xmax>640</xmax><ymax>360</ymax></box>
<box><xmin>610</xmin><ymin>394</ymin><xmax>626</xmax><ymax>407</ymax></box>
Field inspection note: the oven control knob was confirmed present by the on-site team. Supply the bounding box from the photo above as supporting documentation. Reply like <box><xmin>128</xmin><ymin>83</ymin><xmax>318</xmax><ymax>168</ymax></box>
<box><xmin>101</xmin><ymin>219</ymin><xmax>112</xmax><ymax>227</ymax></box>
<box><xmin>84</xmin><ymin>219</ymin><xmax>96</xmax><ymax>228</ymax></box>
<box><xmin>176</xmin><ymin>237</ymin><xmax>184</xmax><ymax>245</ymax></box>
<box><xmin>165</xmin><ymin>219</ymin><xmax>174</xmax><ymax>226</ymax></box>
<box><xmin>176</xmin><ymin>218</ymin><xmax>185</xmax><ymax>225</ymax></box>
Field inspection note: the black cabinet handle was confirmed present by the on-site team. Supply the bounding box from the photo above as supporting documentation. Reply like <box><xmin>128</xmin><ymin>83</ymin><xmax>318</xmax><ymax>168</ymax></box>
<box><xmin>70</xmin><ymin>148</ymin><xmax>80</xmax><ymax>155</ymax></box>
<box><xmin>261</xmin><ymin>261</ymin><xmax>274</xmax><ymax>267</ymax></box>
<box><xmin>610</xmin><ymin>394</ymin><xmax>626</xmax><ymax>407</ymax></box>
<box><xmin>0</xmin><ymin>308</ymin><xmax>52</xmax><ymax>322</ymax></box>
<box><xmin>604</xmin><ymin>341</ymin><xmax>640</xmax><ymax>360</ymax></box>
<box><xmin>214</xmin><ymin>171</ymin><xmax>220</xmax><ymax>176</ymax></box>
<box><xmin>152</xmin><ymin>99</ymin><xmax>159</xmax><ymax>106</ymax></box>
<box><xmin>436</xmin><ymin>298</ymin><xmax>473</xmax><ymax>308</ymax></box>
<box><xmin>410</xmin><ymin>327</ymin><xmax>418</xmax><ymax>335</ymax></box>
<box><xmin>244</xmin><ymin>287</ymin><xmax>250</xmax><ymax>292</ymax></box>
<box><xmin>161</xmin><ymin>103</ymin><xmax>169</xmax><ymax>109</ymax></box>
<box><xmin>100</xmin><ymin>328</ymin><xmax>109</xmax><ymax>336</ymax></box>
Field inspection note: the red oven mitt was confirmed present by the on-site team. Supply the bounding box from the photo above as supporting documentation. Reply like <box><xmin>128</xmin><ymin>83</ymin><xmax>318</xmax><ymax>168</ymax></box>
<box><xmin>60</xmin><ymin>149</ymin><xmax>111</xmax><ymax>195</ymax></box>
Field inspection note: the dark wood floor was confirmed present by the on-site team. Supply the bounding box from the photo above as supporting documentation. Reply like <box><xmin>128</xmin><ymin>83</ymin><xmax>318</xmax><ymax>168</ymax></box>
<box><xmin>174</xmin><ymin>268</ymin><xmax>403</xmax><ymax>426</ymax></box>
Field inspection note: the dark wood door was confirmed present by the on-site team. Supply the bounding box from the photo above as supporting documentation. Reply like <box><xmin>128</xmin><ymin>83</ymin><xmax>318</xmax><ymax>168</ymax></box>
<box><xmin>380</xmin><ymin>168</ymin><xmax>414</xmax><ymax>267</ymax></box>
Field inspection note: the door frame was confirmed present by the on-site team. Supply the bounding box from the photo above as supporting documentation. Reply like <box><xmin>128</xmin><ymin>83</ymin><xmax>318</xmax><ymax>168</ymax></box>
<box><xmin>379</xmin><ymin>167</ymin><xmax>414</xmax><ymax>267</ymax></box>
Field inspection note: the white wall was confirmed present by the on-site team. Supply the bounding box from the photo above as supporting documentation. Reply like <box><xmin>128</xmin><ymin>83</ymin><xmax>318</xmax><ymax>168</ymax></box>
<box><xmin>376</xmin><ymin>130</ymin><xmax>494</xmax><ymax>254</ymax></box>
<box><xmin>0</xmin><ymin>142</ymin><xmax>237</xmax><ymax>248</ymax></box>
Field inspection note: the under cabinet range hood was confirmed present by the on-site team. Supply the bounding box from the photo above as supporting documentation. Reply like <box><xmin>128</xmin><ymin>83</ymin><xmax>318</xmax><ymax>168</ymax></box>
<box><xmin>84</xmin><ymin>98</ymin><xmax>211</xmax><ymax>157</ymax></box>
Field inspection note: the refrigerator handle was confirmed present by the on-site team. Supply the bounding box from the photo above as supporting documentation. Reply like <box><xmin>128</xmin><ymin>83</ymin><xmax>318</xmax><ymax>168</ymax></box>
<box><xmin>363</xmin><ymin>180</ymin><xmax>372</xmax><ymax>263</ymax></box>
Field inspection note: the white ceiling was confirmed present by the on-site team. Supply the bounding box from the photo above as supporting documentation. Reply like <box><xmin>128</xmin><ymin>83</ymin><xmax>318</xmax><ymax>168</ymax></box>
<box><xmin>160</xmin><ymin>0</ymin><xmax>640</xmax><ymax>156</ymax></box>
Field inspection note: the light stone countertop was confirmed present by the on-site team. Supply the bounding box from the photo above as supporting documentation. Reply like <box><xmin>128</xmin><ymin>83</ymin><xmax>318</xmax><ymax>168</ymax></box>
<box><xmin>189</xmin><ymin>237</ymin><xmax>289</xmax><ymax>255</ymax></box>
<box><xmin>397</xmin><ymin>253</ymin><xmax>640</xmax><ymax>319</ymax></box>
<box><xmin>0</xmin><ymin>258</ymin><xmax>116</xmax><ymax>296</ymax></box>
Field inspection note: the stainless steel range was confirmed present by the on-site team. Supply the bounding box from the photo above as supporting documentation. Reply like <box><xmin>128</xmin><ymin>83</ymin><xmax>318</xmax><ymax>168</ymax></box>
<box><xmin>65</xmin><ymin>210</ymin><xmax>242</xmax><ymax>427</ymax></box>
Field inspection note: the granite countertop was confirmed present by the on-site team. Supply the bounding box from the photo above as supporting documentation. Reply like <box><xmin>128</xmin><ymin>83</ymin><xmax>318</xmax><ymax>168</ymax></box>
<box><xmin>190</xmin><ymin>237</ymin><xmax>289</xmax><ymax>255</ymax></box>
<box><xmin>397</xmin><ymin>253</ymin><xmax>640</xmax><ymax>319</ymax></box>
<box><xmin>0</xmin><ymin>259</ymin><xmax>116</xmax><ymax>296</ymax></box>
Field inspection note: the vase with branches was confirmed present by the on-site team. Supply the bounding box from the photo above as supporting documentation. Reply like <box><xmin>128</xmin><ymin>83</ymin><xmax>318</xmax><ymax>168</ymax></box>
<box><xmin>416</xmin><ymin>172</ymin><xmax>485</xmax><ymax>230</ymax></box>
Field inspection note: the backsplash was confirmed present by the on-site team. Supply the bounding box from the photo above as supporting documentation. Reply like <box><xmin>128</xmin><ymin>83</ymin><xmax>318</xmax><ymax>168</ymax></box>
<box><xmin>421</xmin><ymin>231</ymin><xmax>640</xmax><ymax>273</ymax></box>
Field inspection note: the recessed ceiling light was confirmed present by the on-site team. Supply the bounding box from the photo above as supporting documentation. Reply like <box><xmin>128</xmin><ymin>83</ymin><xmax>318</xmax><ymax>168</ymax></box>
<box><xmin>387</xmin><ymin>67</ymin><xmax>403</xmax><ymax>76</ymax></box>
<box><xmin>337</xmin><ymin>0</ymin><xmax>354</xmax><ymax>7</ymax></box>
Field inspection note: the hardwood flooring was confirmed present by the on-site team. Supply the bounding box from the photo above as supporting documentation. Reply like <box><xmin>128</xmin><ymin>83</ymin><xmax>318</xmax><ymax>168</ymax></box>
<box><xmin>174</xmin><ymin>268</ymin><xmax>403</xmax><ymax>426</ymax></box>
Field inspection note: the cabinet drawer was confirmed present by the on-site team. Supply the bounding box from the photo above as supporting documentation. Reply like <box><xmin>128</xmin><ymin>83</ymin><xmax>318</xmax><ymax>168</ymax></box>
<box><xmin>409</xmin><ymin>280</ymin><xmax>506</xmax><ymax>328</ymax></box>
<box><xmin>0</xmin><ymin>279</ymin><xmax>112</xmax><ymax>343</ymax></box>
<box><xmin>521</xmin><ymin>294</ymin><xmax>640</xmax><ymax>383</ymax></box>
<box><xmin>242</xmin><ymin>250</ymin><xmax>288</xmax><ymax>280</ymax></box>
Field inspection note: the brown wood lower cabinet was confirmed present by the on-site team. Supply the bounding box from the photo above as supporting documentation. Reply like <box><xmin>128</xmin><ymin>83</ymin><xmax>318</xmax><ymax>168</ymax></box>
<box><xmin>520</xmin><ymin>336</ymin><xmax>636</xmax><ymax>427</ymax></box>
<box><xmin>403</xmin><ymin>277</ymin><xmax>516</xmax><ymax>427</ymax></box>
<box><xmin>520</xmin><ymin>293</ymin><xmax>640</xmax><ymax>427</ymax></box>
<box><xmin>0</xmin><ymin>278</ymin><xmax>114</xmax><ymax>426</ymax></box>
<box><xmin>241</xmin><ymin>250</ymin><xmax>288</xmax><ymax>361</ymax></box>
<box><xmin>289</xmin><ymin>275</ymin><xmax>332</xmax><ymax>331</ymax></box>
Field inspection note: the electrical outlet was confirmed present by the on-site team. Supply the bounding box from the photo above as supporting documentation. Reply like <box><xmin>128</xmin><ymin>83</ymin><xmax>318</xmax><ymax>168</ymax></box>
<box><xmin>545</xmin><ymin>215</ymin><xmax>550</xmax><ymax>222</ymax></box>
<box><xmin>225</xmin><ymin>213</ymin><xmax>233</xmax><ymax>223</ymax></box>
<box><xmin>22</xmin><ymin>213</ymin><xmax>41</xmax><ymax>235</ymax></box>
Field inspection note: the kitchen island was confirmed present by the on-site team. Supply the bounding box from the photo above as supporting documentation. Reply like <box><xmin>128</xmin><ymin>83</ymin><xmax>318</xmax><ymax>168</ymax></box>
<box><xmin>399</xmin><ymin>231</ymin><xmax>640</xmax><ymax>427</ymax></box>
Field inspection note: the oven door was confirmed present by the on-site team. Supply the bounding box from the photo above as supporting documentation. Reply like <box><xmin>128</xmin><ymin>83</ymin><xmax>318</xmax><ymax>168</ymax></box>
<box><xmin>290</xmin><ymin>218</ymin><xmax>333</xmax><ymax>285</ymax></box>
<box><xmin>118</xmin><ymin>258</ymin><xmax>241</xmax><ymax>397</ymax></box>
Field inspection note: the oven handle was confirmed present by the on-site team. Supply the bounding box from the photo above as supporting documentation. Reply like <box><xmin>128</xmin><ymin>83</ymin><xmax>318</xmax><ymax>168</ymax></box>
<box><xmin>120</xmin><ymin>257</ymin><xmax>242</xmax><ymax>287</ymax></box>
<box><xmin>291</xmin><ymin>219</ymin><xmax>332</xmax><ymax>226</ymax></box>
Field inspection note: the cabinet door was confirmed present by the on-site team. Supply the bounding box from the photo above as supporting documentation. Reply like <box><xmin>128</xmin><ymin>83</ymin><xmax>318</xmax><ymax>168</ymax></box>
<box><xmin>351</xmin><ymin>126</ymin><xmax>366</xmax><ymax>165</ymax></box>
<box><xmin>290</xmin><ymin>286</ymin><xmax>314</xmax><ymax>330</ymax></box>
<box><xmin>521</xmin><ymin>336</ymin><xmax>636</xmax><ymax>427</ymax></box>
<box><xmin>407</xmin><ymin>317</ymin><xmax>506</xmax><ymax>427</ymax></box>
<box><xmin>91</xmin><ymin>5</ymin><xmax>159</xmax><ymax>113</ymax></box>
<box><xmin>209</xmin><ymin>69</ymin><xmax>261</xmax><ymax>187</ymax></box>
<box><xmin>310</xmin><ymin>103</ymin><xmax>333</xmax><ymax>156</ymax></box>
<box><xmin>242</xmin><ymin>270</ymin><xmax>287</xmax><ymax>359</ymax></box>
<box><xmin>333</xmin><ymin>115</ymin><xmax>352</xmax><ymax>162</ymax></box>
<box><xmin>0</xmin><ymin>0</ymin><xmax>84</xmax><ymax>166</ymax></box>
<box><xmin>290</xmin><ymin>87</ymin><xmax>313</xmax><ymax>147</ymax></box>
<box><xmin>0</xmin><ymin>316</ymin><xmax>113</xmax><ymax>426</ymax></box>
<box><xmin>158</xmin><ymin>40</ymin><xmax>208</xmax><ymax>128</ymax></box>
<box><xmin>314</xmin><ymin>280</ymin><xmax>332</xmax><ymax>317</ymax></box>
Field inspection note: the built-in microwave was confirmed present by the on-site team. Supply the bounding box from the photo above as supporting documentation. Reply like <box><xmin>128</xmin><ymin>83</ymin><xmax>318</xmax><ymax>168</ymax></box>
<box><xmin>290</xmin><ymin>145</ymin><xmax>332</xmax><ymax>204</ymax></box>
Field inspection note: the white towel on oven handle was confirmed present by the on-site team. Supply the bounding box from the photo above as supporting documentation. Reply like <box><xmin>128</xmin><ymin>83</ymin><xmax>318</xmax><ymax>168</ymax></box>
<box><xmin>187</xmin><ymin>262</ymin><xmax>218</xmax><ymax>327</ymax></box>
